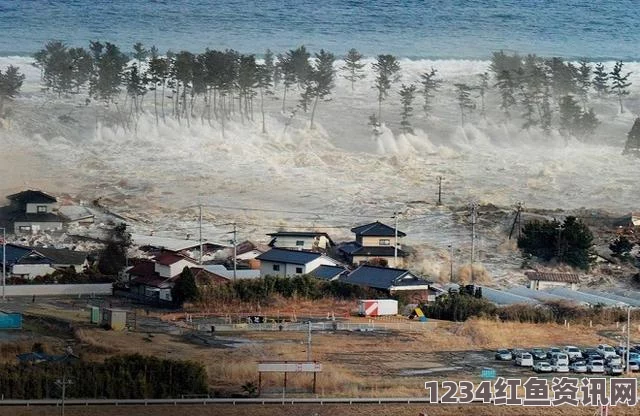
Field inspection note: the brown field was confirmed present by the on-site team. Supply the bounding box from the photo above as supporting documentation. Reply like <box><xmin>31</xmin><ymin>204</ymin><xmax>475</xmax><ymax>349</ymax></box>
<box><xmin>0</xmin><ymin>404</ymin><xmax>637</xmax><ymax>416</ymax></box>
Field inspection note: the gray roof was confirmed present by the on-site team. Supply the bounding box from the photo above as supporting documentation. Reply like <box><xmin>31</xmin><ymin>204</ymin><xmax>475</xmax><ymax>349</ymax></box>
<box><xmin>351</xmin><ymin>221</ymin><xmax>406</xmax><ymax>237</ymax></box>
<box><xmin>7</xmin><ymin>190</ymin><xmax>57</xmax><ymax>204</ymax></box>
<box><xmin>203</xmin><ymin>264</ymin><xmax>260</xmax><ymax>280</ymax></box>
<box><xmin>309</xmin><ymin>265</ymin><xmax>347</xmax><ymax>281</ymax></box>
<box><xmin>256</xmin><ymin>248</ymin><xmax>322</xmax><ymax>265</ymax></box>
<box><xmin>343</xmin><ymin>265</ymin><xmax>429</xmax><ymax>290</ymax></box>
<box><xmin>32</xmin><ymin>247</ymin><xmax>88</xmax><ymax>265</ymax></box>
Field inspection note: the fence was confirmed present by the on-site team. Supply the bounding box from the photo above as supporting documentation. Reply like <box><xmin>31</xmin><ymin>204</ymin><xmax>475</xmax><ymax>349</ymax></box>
<box><xmin>202</xmin><ymin>321</ymin><xmax>434</xmax><ymax>333</ymax></box>
<box><xmin>2</xmin><ymin>283</ymin><xmax>112</xmax><ymax>297</ymax></box>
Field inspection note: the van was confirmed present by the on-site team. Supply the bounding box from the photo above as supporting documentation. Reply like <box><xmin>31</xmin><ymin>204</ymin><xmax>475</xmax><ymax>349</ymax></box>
<box><xmin>516</xmin><ymin>352</ymin><xmax>534</xmax><ymax>367</ymax></box>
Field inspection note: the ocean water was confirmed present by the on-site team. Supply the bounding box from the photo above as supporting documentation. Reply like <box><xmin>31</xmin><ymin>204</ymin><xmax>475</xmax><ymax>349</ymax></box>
<box><xmin>0</xmin><ymin>0</ymin><xmax>638</xmax><ymax>60</ymax></box>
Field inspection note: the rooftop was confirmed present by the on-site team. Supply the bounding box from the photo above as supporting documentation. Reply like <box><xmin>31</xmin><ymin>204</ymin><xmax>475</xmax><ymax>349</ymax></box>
<box><xmin>154</xmin><ymin>251</ymin><xmax>197</xmax><ymax>266</ymax></box>
<box><xmin>343</xmin><ymin>265</ymin><xmax>429</xmax><ymax>290</ymax></box>
<box><xmin>32</xmin><ymin>247</ymin><xmax>88</xmax><ymax>265</ymax></box>
<box><xmin>351</xmin><ymin>221</ymin><xmax>406</xmax><ymax>237</ymax></box>
<box><xmin>131</xmin><ymin>233</ymin><xmax>227</xmax><ymax>253</ymax></box>
<box><xmin>525</xmin><ymin>271</ymin><xmax>580</xmax><ymax>284</ymax></box>
<box><xmin>7</xmin><ymin>190</ymin><xmax>57</xmax><ymax>204</ymax></box>
<box><xmin>256</xmin><ymin>248</ymin><xmax>325</xmax><ymax>265</ymax></box>
<box><xmin>309</xmin><ymin>265</ymin><xmax>348</xmax><ymax>281</ymax></box>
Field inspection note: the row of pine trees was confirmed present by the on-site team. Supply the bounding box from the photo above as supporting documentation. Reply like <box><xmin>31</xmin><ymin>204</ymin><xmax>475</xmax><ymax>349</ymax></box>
<box><xmin>0</xmin><ymin>42</ymin><xmax>635</xmax><ymax>141</ymax></box>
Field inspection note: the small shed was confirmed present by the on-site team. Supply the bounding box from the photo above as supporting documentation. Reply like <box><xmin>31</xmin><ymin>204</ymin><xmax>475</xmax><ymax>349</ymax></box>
<box><xmin>102</xmin><ymin>308</ymin><xmax>128</xmax><ymax>331</ymax></box>
<box><xmin>525</xmin><ymin>271</ymin><xmax>579</xmax><ymax>291</ymax></box>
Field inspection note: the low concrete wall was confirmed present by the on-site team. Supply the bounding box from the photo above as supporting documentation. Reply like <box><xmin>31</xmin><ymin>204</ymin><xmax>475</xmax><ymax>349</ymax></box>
<box><xmin>4</xmin><ymin>283</ymin><xmax>112</xmax><ymax>297</ymax></box>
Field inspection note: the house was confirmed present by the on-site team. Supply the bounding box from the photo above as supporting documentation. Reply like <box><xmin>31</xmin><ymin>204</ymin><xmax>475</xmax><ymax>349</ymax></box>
<box><xmin>256</xmin><ymin>248</ymin><xmax>339</xmax><ymax>278</ymax></box>
<box><xmin>308</xmin><ymin>265</ymin><xmax>348</xmax><ymax>281</ymax></box>
<box><xmin>130</xmin><ymin>233</ymin><xmax>227</xmax><ymax>258</ymax></box>
<box><xmin>525</xmin><ymin>271</ymin><xmax>579</xmax><ymax>291</ymax></box>
<box><xmin>233</xmin><ymin>240</ymin><xmax>270</xmax><ymax>261</ymax></box>
<box><xmin>1</xmin><ymin>243</ymin><xmax>89</xmax><ymax>279</ymax></box>
<box><xmin>338</xmin><ymin>221</ymin><xmax>409</xmax><ymax>268</ymax></box>
<box><xmin>58</xmin><ymin>205</ymin><xmax>95</xmax><ymax>226</ymax></box>
<box><xmin>128</xmin><ymin>252</ymin><xmax>228</xmax><ymax>302</ymax></box>
<box><xmin>342</xmin><ymin>265</ymin><xmax>434</xmax><ymax>302</ymax></box>
<box><xmin>267</xmin><ymin>231</ymin><xmax>335</xmax><ymax>252</ymax></box>
<box><xmin>4</xmin><ymin>190</ymin><xmax>64</xmax><ymax>234</ymax></box>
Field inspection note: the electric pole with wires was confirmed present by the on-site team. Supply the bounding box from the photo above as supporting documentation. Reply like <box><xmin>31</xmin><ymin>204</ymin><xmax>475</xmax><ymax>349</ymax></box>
<box><xmin>469</xmin><ymin>202</ymin><xmax>478</xmax><ymax>282</ymax></box>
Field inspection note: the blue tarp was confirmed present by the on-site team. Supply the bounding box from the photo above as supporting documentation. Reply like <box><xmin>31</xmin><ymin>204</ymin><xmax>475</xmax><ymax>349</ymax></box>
<box><xmin>0</xmin><ymin>312</ymin><xmax>22</xmax><ymax>329</ymax></box>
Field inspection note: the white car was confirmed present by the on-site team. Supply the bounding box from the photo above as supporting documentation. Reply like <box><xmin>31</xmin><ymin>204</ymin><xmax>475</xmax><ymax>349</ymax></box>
<box><xmin>587</xmin><ymin>360</ymin><xmax>605</xmax><ymax>373</ymax></box>
<box><xmin>553</xmin><ymin>363</ymin><xmax>570</xmax><ymax>373</ymax></box>
<box><xmin>551</xmin><ymin>353</ymin><xmax>569</xmax><ymax>367</ymax></box>
<box><xmin>627</xmin><ymin>360</ymin><xmax>640</xmax><ymax>372</ymax></box>
<box><xmin>605</xmin><ymin>364</ymin><xmax>623</xmax><ymax>376</ymax></box>
<box><xmin>569</xmin><ymin>361</ymin><xmax>587</xmax><ymax>373</ymax></box>
<box><xmin>533</xmin><ymin>361</ymin><xmax>553</xmax><ymax>373</ymax></box>
<box><xmin>563</xmin><ymin>346</ymin><xmax>582</xmax><ymax>360</ymax></box>
<box><xmin>606</xmin><ymin>355</ymin><xmax>622</xmax><ymax>366</ymax></box>
<box><xmin>597</xmin><ymin>344</ymin><xmax>616</xmax><ymax>359</ymax></box>
<box><xmin>516</xmin><ymin>352</ymin><xmax>534</xmax><ymax>367</ymax></box>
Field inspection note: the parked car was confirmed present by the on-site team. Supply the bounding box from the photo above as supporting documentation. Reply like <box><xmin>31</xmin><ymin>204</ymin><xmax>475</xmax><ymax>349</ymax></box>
<box><xmin>569</xmin><ymin>361</ymin><xmax>587</xmax><ymax>373</ymax></box>
<box><xmin>605</xmin><ymin>364</ymin><xmax>623</xmax><ymax>376</ymax></box>
<box><xmin>615</xmin><ymin>346</ymin><xmax>628</xmax><ymax>356</ymax></box>
<box><xmin>551</xmin><ymin>353</ymin><xmax>569</xmax><ymax>367</ymax></box>
<box><xmin>533</xmin><ymin>361</ymin><xmax>553</xmax><ymax>373</ymax></box>
<box><xmin>582</xmin><ymin>348</ymin><xmax>599</xmax><ymax>360</ymax></box>
<box><xmin>530</xmin><ymin>348</ymin><xmax>547</xmax><ymax>361</ymax></box>
<box><xmin>516</xmin><ymin>352</ymin><xmax>534</xmax><ymax>367</ymax></box>
<box><xmin>510</xmin><ymin>349</ymin><xmax>524</xmax><ymax>360</ymax></box>
<box><xmin>587</xmin><ymin>360</ymin><xmax>605</xmax><ymax>373</ymax></box>
<box><xmin>495</xmin><ymin>349</ymin><xmax>513</xmax><ymax>361</ymax></box>
<box><xmin>606</xmin><ymin>355</ymin><xmax>622</xmax><ymax>366</ymax></box>
<box><xmin>563</xmin><ymin>346</ymin><xmax>582</xmax><ymax>361</ymax></box>
<box><xmin>553</xmin><ymin>363</ymin><xmax>570</xmax><ymax>373</ymax></box>
<box><xmin>546</xmin><ymin>347</ymin><xmax>562</xmax><ymax>359</ymax></box>
<box><xmin>627</xmin><ymin>352</ymin><xmax>640</xmax><ymax>362</ymax></box>
<box><xmin>627</xmin><ymin>360</ymin><xmax>640</xmax><ymax>372</ymax></box>
<box><xmin>597</xmin><ymin>344</ymin><xmax>616</xmax><ymax>359</ymax></box>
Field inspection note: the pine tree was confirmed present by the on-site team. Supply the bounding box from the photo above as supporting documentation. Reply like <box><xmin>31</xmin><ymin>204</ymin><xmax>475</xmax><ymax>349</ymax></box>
<box><xmin>420</xmin><ymin>67</ymin><xmax>441</xmax><ymax>118</ymax></box>
<box><xmin>171</xmin><ymin>267</ymin><xmax>199</xmax><ymax>305</ymax></box>
<box><xmin>148</xmin><ymin>48</ymin><xmax>169</xmax><ymax>124</ymax></box>
<box><xmin>305</xmin><ymin>49</ymin><xmax>336</xmax><ymax>129</ymax></box>
<box><xmin>68</xmin><ymin>47</ymin><xmax>93</xmax><ymax>93</ymax></box>
<box><xmin>237</xmin><ymin>54</ymin><xmax>258</xmax><ymax>122</ymax></box>
<box><xmin>558</xmin><ymin>94</ymin><xmax>582</xmax><ymax>137</ymax></box>
<box><xmin>0</xmin><ymin>65</ymin><xmax>25</xmax><ymax>116</ymax></box>
<box><xmin>454</xmin><ymin>83</ymin><xmax>475</xmax><ymax>126</ymax></box>
<box><xmin>132</xmin><ymin>42</ymin><xmax>148</xmax><ymax>64</ymax></box>
<box><xmin>372</xmin><ymin>54</ymin><xmax>400</xmax><ymax>123</ymax></box>
<box><xmin>592</xmin><ymin>63</ymin><xmax>609</xmax><ymax>96</ymax></box>
<box><xmin>520</xmin><ymin>87</ymin><xmax>537</xmax><ymax>130</ymax></box>
<box><xmin>34</xmin><ymin>41</ymin><xmax>74</xmax><ymax>96</ymax></box>
<box><xmin>89</xmin><ymin>41</ymin><xmax>128</xmax><ymax>103</ymax></box>
<box><xmin>277</xmin><ymin>53</ymin><xmax>295</xmax><ymax>112</ymax></box>
<box><xmin>256</xmin><ymin>55</ymin><xmax>273</xmax><ymax>133</ymax></box>
<box><xmin>610</xmin><ymin>61</ymin><xmax>632</xmax><ymax>113</ymax></box>
<box><xmin>398</xmin><ymin>83</ymin><xmax>417</xmax><ymax>134</ymax></box>
<box><xmin>341</xmin><ymin>48</ymin><xmax>366</xmax><ymax>91</ymax></box>
<box><xmin>623</xmin><ymin>117</ymin><xmax>640</xmax><ymax>155</ymax></box>
<box><xmin>576</xmin><ymin>59</ymin><xmax>591</xmax><ymax>109</ymax></box>
<box><xmin>495</xmin><ymin>70</ymin><xmax>516</xmax><ymax>117</ymax></box>
<box><xmin>540</xmin><ymin>84</ymin><xmax>553</xmax><ymax>133</ymax></box>
<box><xmin>477</xmin><ymin>72</ymin><xmax>489</xmax><ymax>119</ymax></box>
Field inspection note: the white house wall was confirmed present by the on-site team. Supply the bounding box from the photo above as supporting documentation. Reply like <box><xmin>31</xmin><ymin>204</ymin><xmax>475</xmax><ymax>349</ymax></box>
<box><xmin>155</xmin><ymin>259</ymin><xmax>197</xmax><ymax>278</ymax></box>
<box><xmin>271</xmin><ymin>236</ymin><xmax>331</xmax><ymax>251</ymax></box>
<box><xmin>11</xmin><ymin>264</ymin><xmax>55</xmax><ymax>279</ymax></box>
<box><xmin>25</xmin><ymin>203</ymin><xmax>57</xmax><ymax>214</ymax></box>
<box><xmin>259</xmin><ymin>256</ymin><xmax>337</xmax><ymax>278</ymax></box>
<box><xmin>14</xmin><ymin>221</ymin><xmax>64</xmax><ymax>234</ymax></box>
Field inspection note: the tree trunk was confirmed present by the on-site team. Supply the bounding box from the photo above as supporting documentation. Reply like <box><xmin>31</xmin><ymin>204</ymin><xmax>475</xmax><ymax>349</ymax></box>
<box><xmin>175</xmin><ymin>83</ymin><xmax>180</xmax><ymax>122</ymax></box>
<box><xmin>619</xmin><ymin>94</ymin><xmax>624</xmax><ymax>113</ymax></box>
<box><xmin>161</xmin><ymin>80</ymin><xmax>166</xmax><ymax>122</ymax></box>
<box><xmin>153</xmin><ymin>87</ymin><xmax>158</xmax><ymax>125</ymax></box>
<box><xmin>282</xmin><ymin>86</ymin><xmax>287</xmax><ymax>112</ymax></box>
<box><xmin>260</xmin><ymin>87</ymin><xmax>266</xmax><ymax>133</ymax></box>
<box><xmin>310</xmin><ymin>94</ymin><xmax>320</xmax><ymax>129</ymax></box>
<box><xmin>378</xmin><ymin>94</ymin><xmax>382</xmax><ymax>124</ymax></box>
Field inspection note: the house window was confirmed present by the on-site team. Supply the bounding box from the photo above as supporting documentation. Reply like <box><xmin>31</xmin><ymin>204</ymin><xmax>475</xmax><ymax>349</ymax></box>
<box><xmin>37</xmin><ymin>205</ymin><xmax>47</xmax><ymax>213</ymax></box>
<box><xmin>296</xmin><ymin>267</ymin><xmax>303</xmax><ymax>274</ymax></box>
<box><xmin>379</xmin><ymin>239</ymin><xmax>391</xmax><ymax>246</ymax></box>
<box><xmin>19</xmin><ymin>226</ymin><xmax>31</xmax><ymax>232</ymax></box>
<box><xmin>296</xmin><ymin>240</ymin><xmax>304</xmax><ymax>246</ymax></box>
<box><xmin>273</xmin><ymin>265</ymin><xmax>280</xmax><ymax>271</ymax></box>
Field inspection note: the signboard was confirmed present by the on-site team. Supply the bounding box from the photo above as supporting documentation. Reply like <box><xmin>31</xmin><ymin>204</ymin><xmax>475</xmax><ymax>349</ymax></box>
<box><xmin>258</xmin><ymin>362</ymin><xmax>322</xmax><ymax>373</ymax></box>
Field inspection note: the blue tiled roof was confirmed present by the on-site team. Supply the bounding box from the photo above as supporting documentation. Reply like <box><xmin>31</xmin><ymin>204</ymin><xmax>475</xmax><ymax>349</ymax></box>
<box><xmin>309</xmin><ymin>265</ymin><xmax>347</xmax><ymax>281</ymax></box>
<box><xmin>256</xmin><ymin>248</ymin><xmax>322</xmax><ymax>265</ymax></box>
<box><xmin>351</xmin><ymin>221</ymin><xmax>406</xmax><ymax>237</ymax></box>
<box><xmin>343</xmin><ymin>265</ymin><xmax>430</xmax><ymax>290</ymax></box>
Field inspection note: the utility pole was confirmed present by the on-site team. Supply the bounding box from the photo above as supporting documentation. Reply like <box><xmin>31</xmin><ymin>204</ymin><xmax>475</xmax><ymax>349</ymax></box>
<box><xmin>436</xmin><ymin>176</ymin><xmax>443</xmax><ymax>206</ymax></box>
<box><xmin>626</xmin><ymin>306</ymin><xmax>631</xmax><ymax>374</ymax></box>
<box><xmin>470</xmin><ymin>202</ymin><xmax>478</xmax><ymax>282</ymax></box>
<box><xmin>394</xmin><ymin>213</ymin><xmax>399</xmax><ymax>266</ymax></box>
<box><xmin>55</xmin><ymin>370</ymin><xmax>73</xmax><ymax>416</ymax></box>
<box><xmin>1</xmin><ymin>227</ymin><xmax>5</xmax><ymax>301</ymax></box>
<box><xmin>448</xmin><ymin>244</ymin><xmax>454</xmax><ymax>282</ymax></box>
<box><xmin>198</xmin><ymin>204</ymin><xmax>203</xmax><ymax>265</ymax></box>
<box><xmin>232</xmin><ymin>223</ymin><xmax>237</xmax><ymax>281</ymax></box>
<box><xmin>307</xmin><ymin>320</ymin><xmax>312</xmax><ymax>361</ymax></box>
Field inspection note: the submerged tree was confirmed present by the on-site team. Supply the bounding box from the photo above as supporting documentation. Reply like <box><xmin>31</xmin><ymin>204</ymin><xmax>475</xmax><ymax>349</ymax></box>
<box><xmin>454</xmin><ymin>83</ymin><xmax>475</xmax><ymax>126</ymax></box>
<box><xmin>610</xmin><ymin>61</ymin><xmax>632</xmax><ymax>113</ymax></box>
<box><xmin>341</xmin><ymin>48</ymin><xmax>366</xmax><ymax>91</ymax></box>
<box><xmin>398</xmin><ymin>83</ymin><xmax>417</xmax><ymax>134</ymax></box>
<box><xmin>147</xmin><ymin>47</ymin><xmax>169</xmax><ymax>123</ymax></box>
<box><xmin>304</xmin><ymin>49</ymin><xmax>336</xmax><ymax>129</ymax></box>
<box><xmin>420</xmin><ymin>67</ymin><xmax>441</xmax><ymax>118</ymax></box>
<box><xmin>576</xmin><ymin>59</ymin><xmax>591</xmax><ymax>109</ymax></box>
<box><xmin>592</xmin><ymin>63</ymin><xmax>609</xmax><ymax>97</ymax></box>
<box><xmin>495</xmin><ymin>70</ymin><xmax>517</xmax><ymax>117</ymax></box>
<box><xmin>558</xmin><ymin>95</ymin><xmax>599</xmax><ymax>140</ymax></box>
<box><xmin>89</xmin><ymin>41</ymin><xmax>128</xmax><ymax>103</ymax></box>
<box><xmin>256</xmin><ymin>54</ymin><xmax>274</xmax><ymax>133</ymax></box>
<box><xmin>476</xmin><ymin>72</ymin><xmax>490</xmax><ymax>119</ymax></box>
<box><xmin>372</xmin><ymin>54</ymin><xmax>400</xmax><ymax>123</ymax></box>
<box><xmin>623</xmin><ymin>117</ymin><xmax>640</xmax><ymax>154</ymax></box>
<box><xmin>0</xmin><ymin>65</ymin><xmax>25</xmax><ymax>116</ymax></box>
<box><xmin>34</xmin><ymin>41</ymin><xmax>74</xmax><ymax>96</ymax></box>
